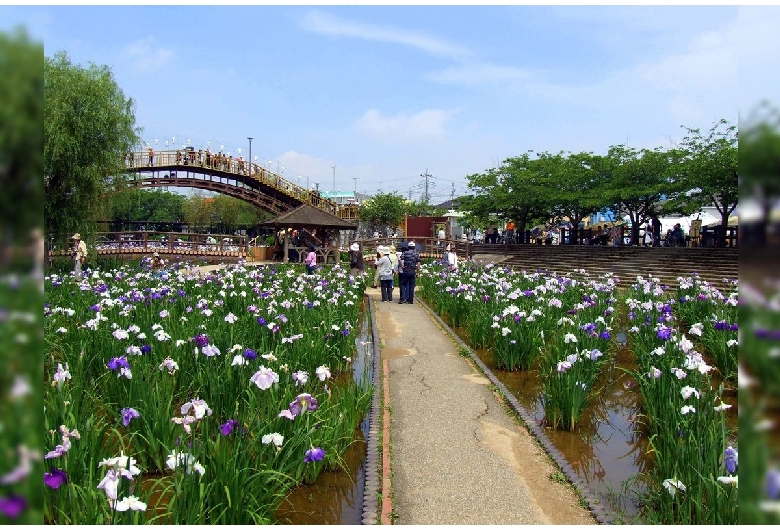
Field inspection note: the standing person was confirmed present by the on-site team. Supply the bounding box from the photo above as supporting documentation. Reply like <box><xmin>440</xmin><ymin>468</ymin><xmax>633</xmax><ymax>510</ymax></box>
<box><xmin>437</xmin><ymin>226</ymin><xmax>445</xmax><ymax>247</ymax></box>
<box><xmin>399</xmin><ymin>241</ymin><xmax>421</xmax><ymax>304</ymax></box>
<box><xmin>376</xmin><ymin>246</ymin><xmax>395</xmax><ymax>302</ymax></box>
<box><xmin>71</xmin><ymin>233</ymin><xmax>88</xmax><ymax>275</ymax></box>
<box><xmin>148</xmin><ymin>146</ymin><xmax>154</xmax><ymax>166</ymax></box>
<box><xmin>349</xmin><ymin>243</ymin><xmax>365</xmax><ymax>277</ymax></box>
<box><xmin>371</xmin><ymin>245</ymin><xmax>384</xmax><ymax>288</ymax></box>
<box><xmin>651</xmin><ymin>215</ymin><xmax>662</xmax><ymax>247</ymax></box>
<box><xmin>642</xmin><ymin>220</ymin><xmax>653</xmax><ymax>247</ymax></box>
<box><xmin>671</xmin><ymin>223</ymin><xmax>685</xmax><ymax>247</ymax></box>
<box><xmin>388</xmin><ymin>245</ymin><xmax>399</xmax><ymax>288</ymax></box>
<box><xmin>445</xmin><ymin>244</ymin><xmax>458</xmax><ymax>272</ymax></box>
<box><xmin>304</xmin><ymin>244</ymin><xmax>317</xmax><ymax>274</ymax></box>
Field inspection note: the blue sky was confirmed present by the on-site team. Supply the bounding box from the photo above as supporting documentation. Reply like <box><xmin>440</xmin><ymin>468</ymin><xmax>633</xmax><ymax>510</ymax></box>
<box><xmin>5</xmin><ymin>4</ymin><xmax>767</xmax><ymax>203</ymax></box>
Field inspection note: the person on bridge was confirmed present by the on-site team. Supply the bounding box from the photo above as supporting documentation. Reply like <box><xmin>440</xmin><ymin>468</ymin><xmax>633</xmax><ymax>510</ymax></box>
<box><xmin>148</xmin><ymin>147</ymin><xmax>154</xmax><ymax>166</ymax></box>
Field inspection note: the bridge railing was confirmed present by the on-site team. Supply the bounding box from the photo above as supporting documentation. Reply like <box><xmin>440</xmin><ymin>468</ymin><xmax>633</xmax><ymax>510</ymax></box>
<box><xmin>48</xmin><ymin>231</ymin><xmax>247</xmax><ymax>258</ymax></box>
<box><xmin>126</xmin><ymin>149</ymin><xmax>359</xmax><ymax>220</ymax></box>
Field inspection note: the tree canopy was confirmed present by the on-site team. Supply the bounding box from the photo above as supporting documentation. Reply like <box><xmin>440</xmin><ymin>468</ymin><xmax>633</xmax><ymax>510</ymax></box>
<box><xmin>44</xmin><ymin>51</ymin><xmax>140</xmax><ymax>240</ymax></box>
<box><xmin>358</xmin><ymin>191</ymin><xmax>408</xmax><ymax>236</ymax></box>
<box><xmin>0</xmin><ymin>28</ymin><xmax>43</xmax><ymax>251</ymax></box>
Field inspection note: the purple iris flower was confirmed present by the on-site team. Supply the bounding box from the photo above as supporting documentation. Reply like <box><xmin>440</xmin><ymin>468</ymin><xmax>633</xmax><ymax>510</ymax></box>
<box><xmin>724</xmin><ymin>446</ymin><xmax>738</xmax><ymax>474</ymax></box>
<box><xmin>140</xmin><ymin>344</ymin><xmax>152</xmax><ymax>354</ymax></box>
<box><xmin>193</xmin><ymin>334</ymin><xmax>209</xmax><ymax>347</ymax></box>
<box><xmin>243</xmin><ymin>349</ymin><xmax>257</xmax><ymax>361</ymax></box>
<box><xmin>656</xmin><ymin>327</ymin><xmax>673</xmax><ymax>341</ymax></box>
<box><xmin>660</xmin><ymin>304</ymin><xmax>672</xmax><ymax>314</ymax></box>
<box><xmin>303</xmin><ymin>447</ymin><xmax>326</xmax><ymax>463</ymax></box>
<box><xmin>341</xmin><ymin>329</ymin><xmax>350</xmax><ymax>336</ymax></box>
<box><xmin>89</xmin><ymin>304</ymin><xmax>101</xmax><ymax>312</ymax></box>
<box><xmin>767</xmin><ymin>468</ymin><xmax>780</xmax><ymax>499</ymax></box>
<box><xmin>0</xmin><ymin>495</ymin><xmax>26</xmax><ymax>518</ymax></box>
<box><xmin>257</xmin><ymin>317</ymin><xmax>267</xmax><ymax>326</ymax></box>
<box><xmin>714</xmin><ymin>320</ymin><xmax>728</xmax><ymax>331</ymax></box>
<box><xmin>599</xmin><ymin>331</ymin><xmax>611</xmax><ymax>340</ymax></box>
<box><xmin>121</xmin><ymin>407</ymin><xmax>140</xmax><ymax>427</ymax></box>
<box><xmin>107</xmin><ymin>356</ymin><xmax>130</xmax><ymax>371</ymax></box>
<box><xmin>220</xmin><ymin>419</ymin><xmax>242</xmax><ymax>436</ymax></box>
<box><xmin>44</xmin><ymin>468</ymin><xmax>69</xmax><ymax>489</ymax></box>
<box><xmin>729</xmin><ymin>323</ymin><xmax>737</xmax><ymax>331</ymax></box>
<box><xmin>483</xmin><ymin>295</ymin><xmax>491</xmax><ymax>302</ymax></box>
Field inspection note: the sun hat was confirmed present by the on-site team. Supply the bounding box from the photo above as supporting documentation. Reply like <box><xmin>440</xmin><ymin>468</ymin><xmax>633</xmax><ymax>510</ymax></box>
<box><xmin>408</xmin><ymin>241</ymin><xmax>416</xmax><ymax>248</ymax></box>
<box><xmin>350</xmin><ymin>243</ymin><xmax>360</xmax><ymax>252</ymax></box>
<box><xmin>380</xmin><ymin>246</ymin><xmax>389</xmax><ymax>255</ymax></box>
<box><xmin>153</xmin><ymin>252</ymin><xmax>159</xmax><ymax>257</ymax></box>
<box><xmin>71</xmin><ymin>233</ymin><xmax>81</xmax><ymax>240</ymax></box>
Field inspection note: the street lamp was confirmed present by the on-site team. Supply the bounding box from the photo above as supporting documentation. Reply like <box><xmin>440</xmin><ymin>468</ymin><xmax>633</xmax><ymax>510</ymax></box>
<box><xmin>247</xmin><ymin>137</ymin><xmax>253</xmax><ymax>176</ymax></box>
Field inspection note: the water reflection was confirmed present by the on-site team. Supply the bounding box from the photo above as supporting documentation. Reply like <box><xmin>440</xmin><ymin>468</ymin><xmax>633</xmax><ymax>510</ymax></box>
<box><xmin>462</xmin><ymin>328</ymin><xmax>652</xmax><ymax>520</ymax></box>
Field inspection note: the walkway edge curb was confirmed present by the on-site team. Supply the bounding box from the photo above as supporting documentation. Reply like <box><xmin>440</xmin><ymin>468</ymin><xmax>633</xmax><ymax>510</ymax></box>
<box><xmin>361</xmin><ymin>295</ymin><xmax>385</xmax><ymax>524</ymax></box>
<box><xmin>416</xmin><ymin>297</ymin><xmax>614</xmax><ymax>525</ymax></box>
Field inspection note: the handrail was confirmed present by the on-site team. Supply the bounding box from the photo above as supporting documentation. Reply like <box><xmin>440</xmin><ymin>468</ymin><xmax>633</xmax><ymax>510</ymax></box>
<box><xmin>126</xmin><ymin>149</ymin><xmax>359</xmax><ymax>220</ymax></box>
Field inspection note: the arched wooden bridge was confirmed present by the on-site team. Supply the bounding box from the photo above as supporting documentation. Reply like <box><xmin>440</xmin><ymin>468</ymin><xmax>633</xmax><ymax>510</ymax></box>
<box><xmin>124</xmin><ymin>149</ymin><xmax>359</xmax><ymax>220</ymax></box>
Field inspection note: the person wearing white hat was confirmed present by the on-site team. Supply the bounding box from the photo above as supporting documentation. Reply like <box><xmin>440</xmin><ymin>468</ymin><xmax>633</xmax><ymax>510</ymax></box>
<box><xmin>375</xmin><ymin>246</ymin><xmax>395</xmax><ymax>301</ymax></box>
<box><xmin>398</xmin><ymin>241</ymin><xmax>421</xmax><ymax>304</ymax></box>
<box><xmin>71</xmin><ymin>233</ymin><xmax>88</xmax><ymax>275</ymax></box>
<box><xmin>348</xmin><ymin>243</ymin><xmax>364</xmax><ymax>277</ymax></box>
<box><xmin>371</xmin><ymin>245</ymin><xmax>386</xmax><ymax>288</ymax></box>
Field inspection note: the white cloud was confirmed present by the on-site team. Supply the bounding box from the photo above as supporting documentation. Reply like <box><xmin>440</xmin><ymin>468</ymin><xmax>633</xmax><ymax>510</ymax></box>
<box><xmin>122</xmin><ymin>37</ymin><xmax>174</xmax><ymax>71</ymax></box>
<box><xmin>353</xmin><ymin>108</ymin><xmax>457</xmax><ymax>143</ymax></box>
<box><xmin>425</xmin><ymin>62</ymin><xmax>535</xmax><ymax>85</ymax></box>
<box><xmin>299</xmin><ymin>10</ymin><xmax>472</xmax><ymax>61</ymax></box>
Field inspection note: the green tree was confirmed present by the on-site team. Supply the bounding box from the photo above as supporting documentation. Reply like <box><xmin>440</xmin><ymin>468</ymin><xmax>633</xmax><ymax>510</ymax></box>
<box><xmin>602</xmin><ymin>146</ymin><xmax>681</xmax><ymax>245</ymax></box>
<box><xmin>740</xmin><ymin>106</ymin><xmax>780</xmax><ymax>245</ymax></box>
<box><xmin>108</xmin><ymin>188</ymin><xmax>185</xmax><ymax>231</ymax></box>
<box><xmin>359</xmin><ymin>191</ymin><xmax>407</xmax><ymax>236</ymax></box>
<box><xmin>536</xmin><ymin>151</ymin><xmax>609</xmax><ymax>244</ymax></box>
<box><xmin>0</xmin><ymin>28</ymin><xmax>43</xmax><ymax>264</ymax></box>
<box><xmin>675</xmin><ymin>119</ymin><xmax>738</xmax><ymax>246</ymax></box>
<box><xmin>182</xmin><ymin>192</ymin><xmax>214</xmax><ymax>232</ymax></box>
<box><xmin>463</xmin><ymin>154</ymin><xmax>550</xmax><ymax>238</ymax></box>
<box><xmin>44</xmin><ymin>51</ymin><xmax>140</xmax><ymax>244</ymax></box>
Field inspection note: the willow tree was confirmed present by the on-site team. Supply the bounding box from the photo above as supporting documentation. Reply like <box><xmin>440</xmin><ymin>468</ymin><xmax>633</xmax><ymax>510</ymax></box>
<box><xmin>44</xmin><ymin>51</ymin><xmax>140</xmax><ymax>242</ymax></box>
<box><xmin>0</xmin><ymin>28</ymin><xmax>43</xmax><ymax>264</ymax></box>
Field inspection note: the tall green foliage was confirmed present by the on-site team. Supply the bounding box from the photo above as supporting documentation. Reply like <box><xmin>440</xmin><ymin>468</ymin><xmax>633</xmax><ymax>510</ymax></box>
<box><xmin>44</xmin><ymin>51</ymin><xmax>140</xmax><ymax>242</ymax></box>
<box><xmin>0</xmin><ymin>28</ymin><xmax>43</xmax><ymax>250</ymax></box>
<box><xmin>676</xmin><ymin>119</ymin><xmax>738</xmax><ymax>244</ymax></box>
<box><xmin>359</xmin><ymin>191</ymin><xmax>407</xmax><ymax>235</ymax></box>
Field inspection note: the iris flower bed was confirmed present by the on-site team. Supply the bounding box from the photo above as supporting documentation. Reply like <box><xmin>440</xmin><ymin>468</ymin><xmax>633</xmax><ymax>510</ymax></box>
<box><xmin>417</xmin><ymin>261</ymin><xmax>738</xmax><ymax>525</ymax></box>
<box><xmin>43</xmin><ymin>261</ymin><xmax>372</xmax><ymax>524</ymax></box>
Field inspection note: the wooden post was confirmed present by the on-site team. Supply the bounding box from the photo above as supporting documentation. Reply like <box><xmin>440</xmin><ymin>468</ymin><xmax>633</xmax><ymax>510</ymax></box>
<box><xmin>283</xmin><ymin>230</ymin><xmax>290</xmax><ymax>263</ymax></box>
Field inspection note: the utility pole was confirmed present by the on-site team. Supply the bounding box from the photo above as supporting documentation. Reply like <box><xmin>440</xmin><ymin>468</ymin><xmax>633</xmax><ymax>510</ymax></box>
<box><xmin>450</xmin><ymin>182</ymin><xmax>455</xmax><ymax>207</ymax></box>
<box><xmin>420</xmin><ymin>169</ymin><xmax>432</xmax><ymax>203</ymax></box>
<box><xmin>353</xmin><ymin>177</ymin><xmax>358</xmax><ymax>193</ymax></box>
<box><xmin>332</xmin><ymin>166</ymin><xmax>336</xmax><ymax>193</ymax></box>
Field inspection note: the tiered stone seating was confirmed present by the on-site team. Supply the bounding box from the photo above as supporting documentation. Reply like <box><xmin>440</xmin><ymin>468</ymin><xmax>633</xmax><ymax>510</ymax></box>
<box><xmin>473</xmin><ymin>244</ymin><xmax>737</xmax><ymax>288</ymax></box>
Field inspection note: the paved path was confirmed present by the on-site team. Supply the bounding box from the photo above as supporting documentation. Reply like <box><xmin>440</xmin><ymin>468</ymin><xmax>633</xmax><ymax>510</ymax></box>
<box><xmin>368</xmin><ymin>288</ymin><xmax>597</xmax><ymax>525</ymax></box>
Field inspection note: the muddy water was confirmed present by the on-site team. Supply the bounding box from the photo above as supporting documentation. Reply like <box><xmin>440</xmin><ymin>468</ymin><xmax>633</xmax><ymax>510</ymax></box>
<box><xmin>454</xmin><ymin>324</ymin><xmax>737</xmax><ymax>521</ymax></box>
<box><xmin>274</xmin><ymin>304</ymin><xmax>374</xmax><ymax>525</ymax></box>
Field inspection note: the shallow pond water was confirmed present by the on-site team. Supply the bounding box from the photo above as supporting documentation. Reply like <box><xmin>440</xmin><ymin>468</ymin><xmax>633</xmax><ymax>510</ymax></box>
<box><xmin>274</xmin><ymin>301</ymin><xmax>374</xmax><ymax>525</ymax></box>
